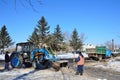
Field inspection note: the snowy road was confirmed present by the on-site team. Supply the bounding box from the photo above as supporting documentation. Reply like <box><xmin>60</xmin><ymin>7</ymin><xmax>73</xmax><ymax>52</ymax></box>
<box><xmin>0</xmin><ymin>66</ymin><xmax>120</xmax><ymax>80</ymax></box>
<box><xmin>1</xmin><ymin>57</ymin><xmax>120</xmax><ymax>80</ymax></box>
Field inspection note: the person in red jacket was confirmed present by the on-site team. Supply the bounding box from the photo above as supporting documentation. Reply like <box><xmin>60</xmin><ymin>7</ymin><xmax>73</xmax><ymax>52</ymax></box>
<box><xmin>4</xmin><ymin>51</ymin><xmax>10</xmax><ymax>71</ymax></box>
<box><xmin>75</xmin><ymin>51</ymin><xmax>85</xmax><ymax>75</ymax></box>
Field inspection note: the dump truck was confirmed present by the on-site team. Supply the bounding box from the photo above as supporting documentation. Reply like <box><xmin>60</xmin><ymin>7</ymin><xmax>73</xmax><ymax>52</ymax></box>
<box><xmin>86</xmin><ymin>46</ymin><xmax>112</xmax><ymax>60</ymax></box>
<box><xmin>10</xmin><ymin>42</ymin><xmax>66</xmax><ymax>71</ymax></box>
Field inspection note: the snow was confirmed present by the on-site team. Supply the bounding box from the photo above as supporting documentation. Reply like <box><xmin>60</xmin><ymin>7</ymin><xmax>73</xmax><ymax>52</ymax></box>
<box><xmin>0</xmin><ymin>53</ymin><xmax>11</xmax><ymax>60</ymax></box>
<box><xmin>94</xmin><ymin>56</ymin><xmax>120</xmax><ymax>72</ymax></box>
<box><xmin>0</xmin><ymin>54</ymin><xmax>5</xmax><ymax>60</ymax></box>
<box><xmin>57</xmin><ymin>53</ymin><xmax>88</xmax><ymax>59</ymax></box>
<box><xmin>57</xmin><ymin>53</ymin><xmax>77</xmax><ymax>59</ymax></box>
<box><xmin>0</xmin><ymin>52</ymin><xmax>88</xmax><ymax>60</ymax></box>
<box><xmin>1</xmin><ymin>56</ymin><xmax>120</xmax><ymax>80</ymax></box>
<box><xmin>107</xmin><ymin>59</ymin><xmax>120</xmax><ymax>71</ymax></box>
<box><xmin>0</xmin><ymin>68</ymin><xmax>98</xmax><ymax>80</ymax></box>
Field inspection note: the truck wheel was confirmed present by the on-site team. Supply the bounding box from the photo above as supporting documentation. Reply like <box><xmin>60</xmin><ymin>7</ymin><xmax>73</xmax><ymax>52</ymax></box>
<box><xmin>44</xmin><ymin>60</ymin><xmax>52</xmax><ymax>69</ymax></box>
<box><xmin>11</xmin><ymin>54</ymin><xmax>23</xmax><ymax>68</ymax></box>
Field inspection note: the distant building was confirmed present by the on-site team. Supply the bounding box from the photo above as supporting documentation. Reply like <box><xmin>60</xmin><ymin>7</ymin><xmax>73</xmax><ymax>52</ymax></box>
<box><xmin>82</xmin><ymin>44</ymin><xmax>96</xmax><ymax>51</ymax></box>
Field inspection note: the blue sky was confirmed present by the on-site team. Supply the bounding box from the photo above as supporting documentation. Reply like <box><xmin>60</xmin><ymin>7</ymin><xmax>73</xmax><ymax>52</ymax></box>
<box><xmin>0</xmin><ymin>0</ymin><xmax>120</xmax><ymax>45</ymax></box>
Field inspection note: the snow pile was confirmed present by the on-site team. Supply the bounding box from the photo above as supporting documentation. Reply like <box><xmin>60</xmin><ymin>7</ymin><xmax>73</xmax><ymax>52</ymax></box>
<box><xmin>95</xmin><ymin>56</ymin><xmax>120</xmax><ymax>72</ymax></box>
<box><xmin>107</xmin><ymin>59</ymin><xmax>120</xmax><ymax>72</ymax></box>
<box><xmin>57</xmin><ymin>53</ymin><xmax>74</xmax><ymax>59</ymax></box>
<box><xmin>57</xmin><ymin>53</ymin><xmax>88</xmax><ymax>59</ymax></box>
<box><xmin>0</xmin><ymin>53</ymin><xmax>11</xmax><ymax>60</ymax></box>
<box><xmin>82</xmin><ymin>53</ymin><xmax>89</xmax><ymax>58</ymax></box>
<box><xmin>0</xmin><ymin>54</ymin><xmax>5</xmax><ymax>60</ymax></box>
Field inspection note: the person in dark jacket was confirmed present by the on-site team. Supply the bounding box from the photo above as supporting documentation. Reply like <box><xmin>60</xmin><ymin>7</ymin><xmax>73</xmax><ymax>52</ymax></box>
<box><xmin>75</xmin><ymin>51</ymin><xmax>85</xmax><ymax>75</ymax></box>
<box><xmin>4</xmin><ymin>51</ymin><xmax>10</xmax><ymax>70</ymax></box>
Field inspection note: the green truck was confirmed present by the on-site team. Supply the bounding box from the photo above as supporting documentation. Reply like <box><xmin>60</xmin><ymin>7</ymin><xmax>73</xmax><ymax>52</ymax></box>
<box><xmin>86</xmin><ymin>46</ymin><xmax>112</xmax><ymax>60</ymax></box>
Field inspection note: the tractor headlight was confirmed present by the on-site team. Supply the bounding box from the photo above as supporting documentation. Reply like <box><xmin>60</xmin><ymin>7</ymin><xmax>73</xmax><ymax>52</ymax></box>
<box><xmin>23</xmin><ymin>53</ymin><xmax>28</xmax><ymax>58</ymax></box>
<box><xmin>24</xmin><ymin>53</ymin><xmax>27</xmax><ymax>56</ymax></box>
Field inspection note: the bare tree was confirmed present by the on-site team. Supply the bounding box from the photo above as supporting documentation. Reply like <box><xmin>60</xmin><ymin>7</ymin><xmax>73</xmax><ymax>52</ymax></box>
<box><xmin>1</xmin><ymin>0</ymin><xmax>42</xmax><ymax>12</ymax></box>
<box><xmin>105</xmin><ymin>41</ymin><xmax>112</xmax><ymax>50</ymax></box>
<box><xmin>64</xmin><ymin>31</ymin><xmax>71</xmax><ymax>43</ymax></box>
<box><xmin>79</xmin><ymin>32</ymin><xmax>87</xmax><ymax>43</ymax></box>
<box><xmin>104</xmin><ymin>39</ymin><xmax>117</xmax><ymax>51</ymax></box>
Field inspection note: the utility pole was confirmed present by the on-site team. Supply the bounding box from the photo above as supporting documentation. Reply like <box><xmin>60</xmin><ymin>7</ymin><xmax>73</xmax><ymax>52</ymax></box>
<box><xmin>112</xmin><ymin>39</ymin><xmax>114</xmax><ymax>51</ymax></box>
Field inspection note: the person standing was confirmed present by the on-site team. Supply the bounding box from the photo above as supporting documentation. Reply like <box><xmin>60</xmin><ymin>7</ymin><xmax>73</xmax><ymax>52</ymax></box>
<box><xmin>75</xmin><ymin>51</ymin><xmax>85</xmax><ymax>75</ymax></box>
<box><xmin>4</xmin><ymin>51</ymin><xmax>10</xmax><ymax>71</ymax></box>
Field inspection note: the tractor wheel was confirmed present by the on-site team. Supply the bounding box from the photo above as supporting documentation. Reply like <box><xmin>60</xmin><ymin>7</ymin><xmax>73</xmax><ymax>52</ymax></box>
<box><xmin>44</xmin><ymin>60</ymin><xmax>52</xmax><ymax>69</ymax></box>
<box><xmin>11</xmin><ymin>54</ymin><xmax>23</xmax><ymax>68</ymax></box>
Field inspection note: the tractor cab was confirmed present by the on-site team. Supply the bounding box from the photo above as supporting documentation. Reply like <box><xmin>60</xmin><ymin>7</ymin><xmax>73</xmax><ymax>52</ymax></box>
<box><xmin>16</xmin><ymin>42</ymin><xmax>35</xmax><ymax>59</ymax></box>
<box><xmin>10</xmin><ymin>42</ymin><xmax>35</xmax><ymax>68</ymax></box>
<box><xmin>16</xmin><ymin>42</ymin><xmax>35</xmax><ymax>52</ymax></box>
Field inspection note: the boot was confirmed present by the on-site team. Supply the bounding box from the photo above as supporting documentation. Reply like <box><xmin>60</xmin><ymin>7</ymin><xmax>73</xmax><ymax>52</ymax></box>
<box><xmin>80</xmin><ymin>72</ymin><xmax>83</xmax><ymax>75</ymax></box>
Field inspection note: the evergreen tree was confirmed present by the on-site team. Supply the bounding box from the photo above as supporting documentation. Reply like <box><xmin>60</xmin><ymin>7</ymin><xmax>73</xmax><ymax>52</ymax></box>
<box><xmin>27</xmin><ymin>28</ymin><xmax>39</xmax><ymax>48</ymax></box>
<box><xmin>52</xmin><ymin>24</ymin><xmax>64</xmax><ymax>51</ymax></box>
<box><xmin>69</xmin><ymin>28</ymin><xmax>82</xmax><ymax>51</ymax></box>
<box><xmin>53</xmin><ymin>24</ymin><xmax>64</xmax><ymax>43</ymax></box>
<box><xmin>45</xmin><ymin>25</ymin><xmax>65</xmax><ymax>51</ymax></box>
<box><xmin>36</xmin><ymin>16</ymin><xmax>50</xmax><ymax>47</ymax></box>
<box><xmin>46</xmin><ymin>34</ymin><xmax>57</xmax><ymax>50</ymax></box>
<box><xmin>0</xmin><ymin>25</ymin><xmax>14</xmax><ymax>52</ymax></box>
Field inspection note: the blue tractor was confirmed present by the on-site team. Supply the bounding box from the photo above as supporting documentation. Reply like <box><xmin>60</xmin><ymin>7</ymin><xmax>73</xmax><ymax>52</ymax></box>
<box><xmin>10</xmin><ymin>42</ymin><xmax>60</xmax><ymax>71</ymax></box>
<box><xmin>30</xmin><ymin>47</ymin><xmax>58</xmax><ymax>69</ymax></box>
